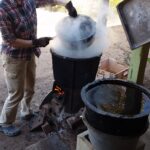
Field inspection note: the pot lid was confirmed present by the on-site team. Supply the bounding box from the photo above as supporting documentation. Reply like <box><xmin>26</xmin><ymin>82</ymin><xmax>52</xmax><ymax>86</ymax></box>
<box><xmin>56</xmin><ymin>15</ymin><xmax>96</xmax><ymax>42</ymax></box>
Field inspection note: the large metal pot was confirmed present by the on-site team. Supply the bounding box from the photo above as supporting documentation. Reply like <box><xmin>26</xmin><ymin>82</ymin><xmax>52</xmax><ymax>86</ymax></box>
<box><xmin>50</xmin><ymin>49</ymin><xmax>101</xmax><ymax>113</ymax></box>
<box><xmin>55</xmin><ymin>15</ymin><xmax>96</xmax><ymax>49</ymax></box>
<box><xmin>81</xmin><ymin>79</ymin><xmax>150</xmax><ymax>136</ymax></box>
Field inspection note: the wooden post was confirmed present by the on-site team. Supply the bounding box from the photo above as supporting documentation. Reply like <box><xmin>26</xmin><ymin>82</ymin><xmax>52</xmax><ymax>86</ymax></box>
<box><xmin>124</xmin><ymin>44</ymin><xmax>150</xmax><ymax>114</ymax></box>
<box><xmin>127</xmin><ymin>44</ymin><xmax>150</xmax><ymax>84</ymax></box>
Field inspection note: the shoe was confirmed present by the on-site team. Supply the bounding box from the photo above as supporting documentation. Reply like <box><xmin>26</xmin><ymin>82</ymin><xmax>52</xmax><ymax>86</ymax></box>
<box><xmin>0</xmin><ymin>125</ymin><xmax>21</xmax><ymax>137</ymax></box>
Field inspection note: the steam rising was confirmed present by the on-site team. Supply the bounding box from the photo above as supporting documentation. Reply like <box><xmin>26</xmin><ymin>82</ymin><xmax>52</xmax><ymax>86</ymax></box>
<box><xmin>55</xmin><ymin>16</ymin><xmax>95</xmax><ymax>43</ymax></box>
<box><xmin>51</xmin><ymin>0</ymin><xmax>109</xmax><ymax>58</ymax></box>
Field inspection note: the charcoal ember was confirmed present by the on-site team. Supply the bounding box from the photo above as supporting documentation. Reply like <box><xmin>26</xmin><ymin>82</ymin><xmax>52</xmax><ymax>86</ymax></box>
<box><xmin>30</xmin><ymin>93</ymin><xmax>64</xmax><ymax>132</ymax></box>
<box><xmin>42</xmin><ymin>122</ymin><xmax>55</xmax><ymax>135</ymax></box>
<box><xmin>29</xmin><ymin>110</ymin><xmax>46</xmax><ymax>131</ymax></box>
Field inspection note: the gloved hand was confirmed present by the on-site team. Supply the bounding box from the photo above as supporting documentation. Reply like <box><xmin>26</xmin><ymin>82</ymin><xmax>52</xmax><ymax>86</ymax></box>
<box><xmin>32</xmin><ymin>37</ymin><xmax>52</xmax><ymax>48</ymax></box>
<box><xmin>65</xmin><ymin>1</ymin><xmax>78</xmax><ymax>18</ymax></box>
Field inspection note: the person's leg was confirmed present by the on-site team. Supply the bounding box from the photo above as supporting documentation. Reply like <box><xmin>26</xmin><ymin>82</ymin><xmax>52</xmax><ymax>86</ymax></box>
<box><xmin>0</xmin><ymin>54</ymin><xmax>26</xmax><ymax>124</ymax></box>
<box><xmin>20</xmin><ymin>55</ymin><xmax>36</xmax><ymax>118</ymax></box>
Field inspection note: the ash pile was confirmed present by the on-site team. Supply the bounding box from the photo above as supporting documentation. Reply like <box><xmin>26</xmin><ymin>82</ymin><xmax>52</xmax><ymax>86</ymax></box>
<box><xmin>29</xmin><ymin>87</ymin><xmax>86</xmax><ymax>136</ymax></box>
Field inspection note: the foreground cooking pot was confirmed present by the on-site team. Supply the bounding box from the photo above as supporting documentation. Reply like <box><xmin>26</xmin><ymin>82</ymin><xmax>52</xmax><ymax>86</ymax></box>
<box><xmin>56</xmin><ymin>15</ymin><xmax>96</xmax><ymax>49</ymax></box>
<box><xmin>81</xmin><ymin>79</ymin><xmax>150</xmax><ymax>136</ymax></box>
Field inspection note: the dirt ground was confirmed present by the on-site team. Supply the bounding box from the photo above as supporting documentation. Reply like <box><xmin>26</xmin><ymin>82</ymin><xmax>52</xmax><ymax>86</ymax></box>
<box><xmin>0</xmin><ymin>11</ymin><xmax>150</xmax><ymax>150</ymax></box>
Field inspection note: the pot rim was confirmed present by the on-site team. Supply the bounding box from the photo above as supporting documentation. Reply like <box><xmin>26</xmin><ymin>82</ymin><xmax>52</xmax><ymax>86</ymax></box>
<box><xmin>81</xmin><ymin>79</ymin><xmax>150</xmax><ymax>119</ymax></box>
<box><xmin>50</xmin><ymin>49</ymin><xmax>102</xmax><ymax>60</ymax></box>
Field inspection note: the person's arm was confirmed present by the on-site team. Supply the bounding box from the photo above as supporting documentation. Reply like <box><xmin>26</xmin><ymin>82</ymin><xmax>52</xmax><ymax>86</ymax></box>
<box><xmin>0</xmin><ymin>10</ymin><xmax>17</xmax><ymax>45</ymax></box>
<box><xmin>8</xmin><ymin>39</ymin><xmax>33</xmax><ymax>49</ymax></box>
<box><xmin>8</xmin><ymin>37</ymin><xmax>52</xmax><ymax>49</ymax></box>
<box><xmin>0</xmin><ymin>10</ymin><xmax>32</xmax><ymax>49</ymax></box>
<box><xmin>0</xmin><ymin>10</ymin><xmax>52</xmax><ymax>49</ymax></box>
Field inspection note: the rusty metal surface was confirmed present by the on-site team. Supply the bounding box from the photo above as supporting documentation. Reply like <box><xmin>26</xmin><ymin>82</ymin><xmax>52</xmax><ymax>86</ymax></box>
<box><xmin>117</xmin><ymin>0</ymin><xmax>150</xmax><ymax>49</ymax></box>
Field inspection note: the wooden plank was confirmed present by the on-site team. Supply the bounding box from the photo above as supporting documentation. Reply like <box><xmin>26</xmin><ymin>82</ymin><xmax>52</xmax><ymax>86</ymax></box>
<box><xmin>127</xmin><ymin>44</ymin><xmax>150</xmax><ymax>84</ymax></box>
<box><xmin>76</xmin><ymin>131</ymin><xmax>93</xmax><ymax>150</ymax></box>
<box><xmin>76</xmin><ymin>130</ymin><xmax>145</xmax><ymax>150</ymax></box>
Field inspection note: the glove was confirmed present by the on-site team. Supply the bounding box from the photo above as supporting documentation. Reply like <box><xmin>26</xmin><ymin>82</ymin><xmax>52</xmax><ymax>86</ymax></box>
<box><xmin>32</xmin><ymin>37</ymin><xmax>52</xmax><ymax>48</ymax></box>
<box><xmin>65</xmin><ymin>1</ymin><xmax>78</xmax><ymax>18</ymax></box>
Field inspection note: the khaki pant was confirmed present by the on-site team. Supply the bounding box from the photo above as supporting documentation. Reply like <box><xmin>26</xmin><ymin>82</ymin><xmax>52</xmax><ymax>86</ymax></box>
<box><xmin>0</xmin><ymin>54</ymin><xmax>36</xmax><ymax>125</ymax></box>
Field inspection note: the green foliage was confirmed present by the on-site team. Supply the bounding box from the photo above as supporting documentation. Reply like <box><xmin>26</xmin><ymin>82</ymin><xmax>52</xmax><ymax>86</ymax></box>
<box><xmin>110</xmin><ymin>0</ymin><xmax>121</xmax><ymax>6</ymax></box>
<box><xmin>44</xmin><ymin>5</ymin><xmax>66</xmax><ymax>12</ymax></box>
<box><xmin>110</xmin><ymin>0</ymin><xmax>122</xmax><ymax>12</ymax></box>
<box><xmin>147</xmin><ymin>58</ymin><xmax>150</xmax><ymax>63</ymax></box>
<box><xmin>51</xmin><ymin>5</ymin><xmax>66</xmax><ymax>12</ymax></box>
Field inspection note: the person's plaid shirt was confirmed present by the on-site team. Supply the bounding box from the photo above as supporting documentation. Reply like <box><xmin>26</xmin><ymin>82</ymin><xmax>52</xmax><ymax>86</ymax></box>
<box><xmin>0</xmin><ymin>0</ymin><xmax>55</xmax><ymax>60</ymax></box>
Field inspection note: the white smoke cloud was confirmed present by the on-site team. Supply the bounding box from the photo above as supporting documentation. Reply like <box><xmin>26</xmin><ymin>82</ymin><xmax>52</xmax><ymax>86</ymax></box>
<box><xmin>50</xmin><ymin>0</ymin><xmax>109</xmax><ymax>58</ymax></box>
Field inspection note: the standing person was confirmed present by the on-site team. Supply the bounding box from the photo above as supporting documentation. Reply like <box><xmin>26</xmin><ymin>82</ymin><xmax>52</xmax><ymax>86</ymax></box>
<box><xmin>0</xmin><ymin>0</ymin><xmax>77</xmax><ymax>137</ymax></box>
